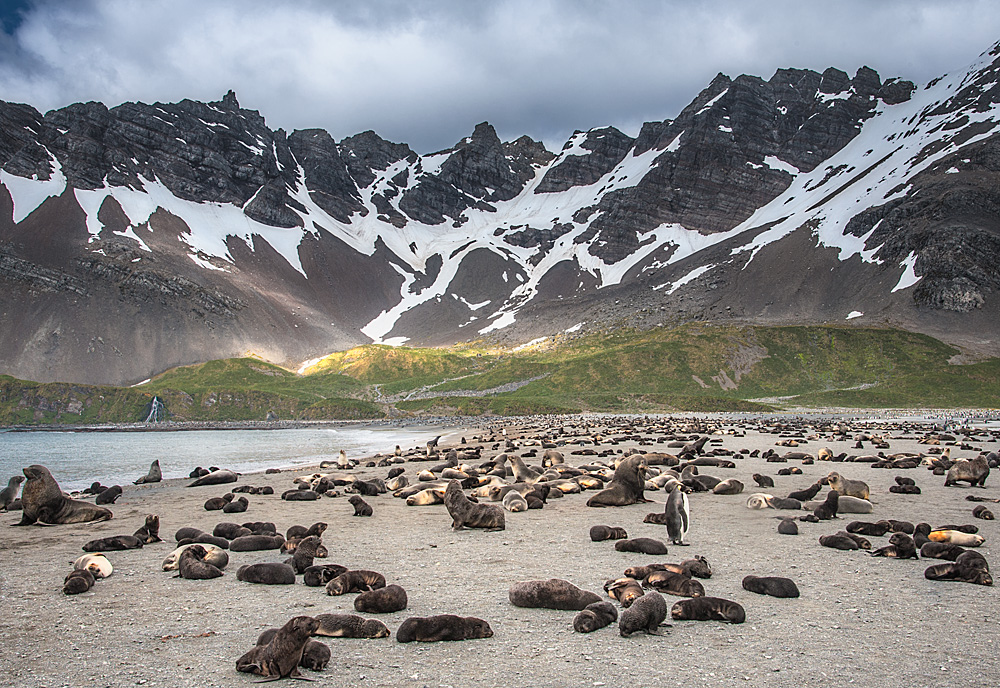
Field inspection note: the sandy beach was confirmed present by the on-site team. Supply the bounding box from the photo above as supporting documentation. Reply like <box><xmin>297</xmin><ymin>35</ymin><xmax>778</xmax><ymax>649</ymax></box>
<box><xmin>0</xmin><ymin>415</ymin><xmax>996</xmax><ymax>688</ymax></box>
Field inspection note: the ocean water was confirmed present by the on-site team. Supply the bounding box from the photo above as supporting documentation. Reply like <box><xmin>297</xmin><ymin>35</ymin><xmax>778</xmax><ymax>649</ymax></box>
<box><xmin>0</xmin><ymin>426</ymin><xmax>442</xmax><ymax>491</ymax></box>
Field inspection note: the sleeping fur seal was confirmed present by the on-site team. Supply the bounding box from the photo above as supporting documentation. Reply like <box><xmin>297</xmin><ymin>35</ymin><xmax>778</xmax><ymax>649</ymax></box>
<box><xmin>326</xmin><ymin>570</ymin><xmax>386</xmax><ymax>595</ymax></box>
<box><xmin>508</xmin><ymin>579</ymin><xmax>602</xmax><ymax>610</ymax></box>
<box><xmin>303</xmin><ymin>564</ymin><xmax>349</xmax><ymax>587</ymax></box>
<box><xmin>742</xmin><ymin>575</ymin><xmax>799</xmax><ymax>598</ymax></box>
<box><xmin>444</xmin><ymin>480</ymin><xmax>505</xmax><ymax>531</ymax></box>
<box><xmin>396</xmin><ymin>615</ymin><xmax>493</xmax><ymax>643</ymax></box>
<box><xmin>314</xmin><ymin>613</ymin><xmax>390</xmax><ymax>639</ymax></box>
<box><xmin>176</xmin><ymin>544</ymin><xmax>224</xmax><ymax>579</ymax></box>
<box><xmin>95</xmin><ymin>485</ymin><xmax>123</xmax><ymax>505</ymax></box>
<box><xmin>590</xmin><ymin>525</ymin><xmax>628</xmax><ymax>541</ymax></box>
<box><xmin>63</xmin><ymin>568</ymin><xmax>96</xmax><ymax>594</ymax></box>
<box><xmin>236</xmin><ymin>562</ymin><xmax>296</xmax><ymax>585</ymax></box>
<box><xmin>74</xmin><ymin>553</ymin><xmax>113</xmax><ymax>579</ymax></box>
<box><xmin>236</xmin><ymin>615</ymin><xmax>320</xmax><ymax>680</ymax></box>
<box><xmin>615</xmin><ymin>537</ymin><xmax>669</xmax><ymax>555</ymax></box>
<box><xmin>187</xmin><ymin>469</ymin><xmax>238</xmax><ymax>487</ymax></box>
<box><xmin>162</xmin><ymin>544</ymin><xmax>228</xmax><ymax>571</ymax></box>
<box><xmin>82</xmin><ymin>535</ymin><xmax>143</xmax><ymax>551</ymax></box>
<box><xmin>16</xmin><ymin>466</ymin><xmax>113</xmax><ymax>526</ymax></box>
<box><xmin>670</xmin><ymin>596</ymin><xmax>745</xmax><ymax>623</ymax></box>
<box><xmin>354</xmin><ymin>584</ymin><xmax>408</xmax><ymax>613</ymax></box>
<box><xmin>573</xmin><ymin>601</ymin><xmax>618</xmax><ymax>633</ymax></box>
<box><xmin>586</xmin><ymin>455</ymin><xmax>647</xmax><ymax>507</ymax></box>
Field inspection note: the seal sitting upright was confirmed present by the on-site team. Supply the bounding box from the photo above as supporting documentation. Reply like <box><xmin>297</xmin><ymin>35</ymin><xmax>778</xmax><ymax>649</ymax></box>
<box><xmin>444</xmin><ymin>480</ymin><xmax>505</xmax><ymax>531</ymax></box>
<box><xmin>586</xmin><ymin>455</ymin><xmax>648</xmax><ymax>507</ymax></box>
<box><xmin>15</xmin><ymin>465</ymin><xmax>112</xmax><ymax>526</ymax></box>
<box><xmin>236</xmin><ymin>615</ymin><xmax>319</xmax><ymax>680</ymax></box>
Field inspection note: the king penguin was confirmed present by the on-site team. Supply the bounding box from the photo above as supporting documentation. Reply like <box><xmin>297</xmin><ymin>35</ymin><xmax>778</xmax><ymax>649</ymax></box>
<box><xmin>665</xmin><ymin>483</ymin><xmax>691</xmax><ymax>546</ymax></box>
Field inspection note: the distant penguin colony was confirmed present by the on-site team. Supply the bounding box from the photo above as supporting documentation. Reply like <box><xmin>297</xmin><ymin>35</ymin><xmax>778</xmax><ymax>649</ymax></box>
<box><xmin>4</xmin><ymin>413</ymin><xmax>996</xmax><ymax>683</ymax></box>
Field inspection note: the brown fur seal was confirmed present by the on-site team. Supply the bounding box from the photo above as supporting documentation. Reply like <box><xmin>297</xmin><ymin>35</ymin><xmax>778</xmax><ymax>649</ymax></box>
<box><xmin>187</xmin><ymin>469</ymin><xmax>238</xmax><ymax>487</ymax></box>
<box><xmin>590</xmin><ymin>525</ymin><xmax>628</xmax><ymax>541</ymax></box>
<box><xmin>752</xmin><ymin>474</ymin><xmax>774</xmax><ymax>488</ymax></box>
<box><xmin>712</xmin><ymin>479</ymin><xmax>744</xmax><ymax>495</ymax></box>
<box><xmin>63</xmin><ymin>568</ymin><xmax>96</xmax><ymax>594</ymax></box>
<box><xmin>819</xmin><ymin>533</ymin><xmax>857</xmax><ymax>550</ymax></box>
<box><xmin>222</xmin><ymin>496</ymin><xmax>248</xmax><ymax>513</ymax></box>
<box><xmin>133</xmin><ymin>515</ymin><xmax>162</xmax><ymax>543</ymax></box>
<box><xmin>162</xmin><ymin>544</ymin><xmax>228</xmax><ymax>571</ymax></box>
<box><xmin>348</xmin><ymin>495</ymin><xmax>373</xmax><ymax>516</ymax></box>
<box><xmin>204</xmin><ymin>494</ymin><xmax>233</xmax><ymax>511</ymax></box>
<box><xmin>0</xmin><ymin>475</ymin><xmax>24</xmax><ymax>510</ymax></box>
<box><xmin>945</xmin><ymin>455</ymin><xmax>989</xmax><ymax>487</ymax></box>
<box><xmin>16</xmin><ymin>465</ymin><xmax>113</xmax><ymax>526</ymax></box>
<box><xmin>303</xmin><ymin>564</ymin><xmax>348</xmax><ymax>587</ymax></box>
<box><xmin>786</xmin><ymin>482</ymin><xmax>822</xmax><ymax>502</ymax></box>
<box><xmin>508</xmin><ymin>579</ymin><xmax>602</xmax><ymax>610</ymax></box>
<box><xmin>229</xmin><ymin>534</ymin><xmax>285</xmax><ymax>551</ymax></box>
<box><xmin>74</xmin><ymin>553</ymin><xmax>113</xmax><ymax>579</ymax></box>
<box><xmin>286</xmin><ymin>535</ymin><xmax>322</xmax><ymax>574</ymax></box>
<box><xmin>778</xmin><ymin>518</ymin><xmax>798</xmax><ymax>535</ymax></box>
<box><xmin>813</xmin><ymin>491</ymin><xmax>839</xmax><ymax>520</ymax></box>
<box><xmin>214</xmin><ymin>522</ymin><xmax>251</xmax><ymax>540</ymax></box>
<box><xmin>95</xmin><ymin>485</ymin><xmax>122</xmax><ymax>505</ymax></box>
<box><xmin>671</xmin><ymin>597</ymin><xmax>745</xmax><ymax>623</ymax></box>
<box><xmin>826</xmin><ymin>472</ymin><xmax>870</xmax><ymax>499</ymax></box>
<box><xmin>82</xmin><ymin>535</ymin><xmax>143</xmax><ymax>552</ymax></box>
<box><xmin>924</xmin><ymin>563</ymin><xmax>993</xmax><ymax>586</ymax></box>
<box><xmin>444</xmin><ymin>480</ymin><xmax>504</xmax><ymax>531</ymax></box>
<box><xmin>619</xmin><ymin>591</ymin><xmax>668</xmax><ymax>636</ymax></box>
<box><xmin>586</xmin><ymin>455</ymin><xmax>647</xmax><ymax>507</ymax></box>
<box><xmin>326</xmin><ymin>570</ymin><xmax>386</xmax><ymax>595</ymax></box>
<box><xmin>176</xmin><ymin>544</ymin><xmax>224</xmax><ymax>579</ymax></box>
<box><xmin>236</xmin><ymin>615</ymin><xmax>319</xmax><ymax>679</ymax></box>
<box><xmin>573</xmin><ymin>601</ymin><xmax>618</xmax><ymax>633</ymax></box>
<box><xmin>973</xmin><ymin>505</ymin><xmax>995</xmax><ymax>520</ymax></box>
<box><xmin>255</xmin><ymin>628</ymin><xmax>330</xmax><ymax>672</ymax></box>
<box><xmin>604</xmin><ymin>577</ymin><xmax>645</xmax><ymax>608</ymax></box>
<box><xmin>846</xmin><ymin>520</ymin><xmax>891</xmax><ymax>537</ymax></box>
<box><xmin>134</xmin><ymin>459</ymin><xmax>162</xmax><ymax>485</ymax></box>
<box><xmin>236</xmin><ymin>562</ymin><xmax>296</xmax><ymax>585</ymax></box>
<box><xmin>314</xmin><ymin>613</ymin><xmax>390</xmax><ymax>639</ymax></box>
<box><xmin>742</xmin><ymin>575</ymin><xmax>799</xmax><ymax>598</ymax></box>
<box><xmin>643</xmin><ymin>570</ymin><xmax>705</xmax><ymax>597</ymax></box>
<box><xmin>919</xmin><ymin>542</ymin><xmax>966</xmax><ymax>560</ymax></box>
<box><xmin>396</xmin><ymin>615</ymin><xmax>493</xmax><ymax>643</ymax></box>
<box><xmin>354</xmin><ymin>584</ymin><xmax>408</xmax><ymax>613</ymax></box>
<box><xmin>615</xmin><ymin>538</ymin><xmax>669</xmax><ymax>555</ymax></box>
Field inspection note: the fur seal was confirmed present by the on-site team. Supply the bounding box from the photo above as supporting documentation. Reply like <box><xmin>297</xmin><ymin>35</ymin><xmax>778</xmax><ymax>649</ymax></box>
<box><xmin>819</xmin><ymin>533</ymin><xmax>857</xmax><ymax>550</ymax></box>
<box><xmin>746</xmin><ymin>493</ymin><xmax>771</xmax><ymax>510</ymax></box>
<box><xmin>95</xmin><ymin>485</ymin><xmax>123</xmax><ymax>505</ymax></box>
<box><xmin>752</xmin><ymin>474</ymin><xmax>774</xmax><ymax>488</ymax></box>
<box><xmin>303</xmin><ymin>564</ymin><xmax>349</xmax><ymax>587</ymax></box>
<box><xmin>82</xmin><ymin>535</ymin><xmax>143</xmax><ymax>552</ymax></box>
<box><xmin>586</xmin><ymin>455</ymin><xmax>647</xmax><ymax>507</ymax></box>
<box><xmin>134</xmin><ymin>459</ymin><xmax>162</xmax><ymax>485</ymax></box>
<box><xmin>956</xmin><ymin>550</ymin><xmax>989</xmax><ymax>572</ymax></box>
<box><xmin>604</xmin><ymin>577</ymin><xmax>645</xmax><ymax>608</ymax></box>
<box><xmin>162</xmin><ymin>544</ymin><xmax>228</xmax><ymax>571</ymax></box>
<box><xmin>229</xmin><ymin>534</ymin><xmax>285</xmax><ymax>551</ymax></box>
<box><xmin>348</xmin><ymin>495</ymin><xmax>373</xmax><ymax>516</ymax></box>
<box><xmin>222</xmin><ymin>496</ymin><xmax>248</xmax><ymax>513</ymax></box>
<box><xmin>63</xmin><ymin>568</ymin><xmax>96</xmax><ymax>594</ymax></box>
<box><xmin>255</xmin><ymin>629</ymin><xmax>329</xmax><ymax>672</ymax></box>
<box><xmin>236</xmin><ymin>615</ymin><xmax>320</xmax><ymax>680</ymax></box>
<box><xmin>712</xmin><ymin>479</ymin><xmax>744</xmax><ymax>495</ymax></box>
<box><xmin>924</xmin><ymin>563</ymin><xmax>993</xmax><ymax>586</ymax></box>
<box><xmin>74</xmin><ymin>553</ymin><xmax>113</xmax><ymax>579</ymax></box>
<box><xmin>615</xmin><ymin>538</ymin><xmax>669</xmax><ymax>555</ymax></box>
<box><xmin>973</xmin><ymin>505</ymin><xmax>995</xmax><ymax>520</ymax></box>
<box><xmin>664</xmin><ymin>484</ymin><xmax>691</xmax><ymax>545</ymax></box>
<box><xmin>778</xmin><ymin>518</ymin><xmax>798</xmax><ymax>535</ymax></box>
<box><xmin>508</xmin><ymin>579</ymin><xmax>602</xmax><ymax>610</ymax></box>
<box><xmin>287</xmin><ymin>535</ymin><xmax>322</xmax><ymax>574</ymax></box>
<box><xmin>0</xmin><ymin>475</ymin><xmax>25</xmax><ymax>510</ymax></box>
<box><xmin>870</xmin><ymin>532</ymin><xmax>918</xmax><ymax>559</ymax></box>
<box><xmin>786</xmin><ymin>482</ymin><xmax>822</xmax><ymax>502</ymax></box>
<box><xmin>928</xmin><ymin>530</ymin><xmax>985</xmax><ymax>547</ymax></box>
<box><xmin>314</xmin><ymin>613</ymin><xmax>390</xmax><ymax>639</ymax></box>
<box><xmin>670</xmin><ymin>597</ymin><xmax>745</xmax><ymax>623</ymax></box>
<box><xmin>742</xmin><ymin>575</ymin><xmax>799</xmax><ymax>598</ymax></box>
<box><xmin>133</xmin><ymin>514</ymin><xmax>162</xmax><ymax>543</ymax></box>
<box><xmin>619</xmin><ymin>591</ymin><xmax>668</xmax><ymax>636</ymax></box>
<box><xmin>326</xmin><ymin>570</ymin><xmax>387</xmax><ymax>595</ymax></box>
<box><xmin>590</xmin><ymin>525</ymin><xmax>628</xmax><ymax>541</ymax></box>
<box><xmin>355</xmin><ymin>584</ymin><xmax>408</xmax><ymax>613</ymax></box>
<box><xmin>945</xmin><ymin>455</ymin><xmax>989</xmax><ymax>487</ymax></box>
<box><xmin>213</xmin><ymin>522</ymin><xmax>250</xmax><ymax>540</ymax></box>
<box><xmin>573</xmin><ymin>601</ymin><xmax>618</xmax><ymax>633</ymax></box>
<box><xmin>826</xmin><ymin>472</ymin><xmax>870</xmax><ymax>499</ymax></box>
<box><xmin>920</xmin><ymin>542</ymin><xmax>966</xmax><ymax>561</ymax></box>
<box><xmin>187</xmin><ymin>469</ymin><xmax>238</xmax><ymax>487</ymax></box>
<box><xmin>204</xmin><ymin>494</ymin><xmax>233</xmax><ymax>511</ymax></box>
<box><xmin>846</xmin><ymin>520</ymin><xmax>891</xmax><ymax>537</ymax></box>
<box><xmin>502</xmin><ymin>491</ymin><xmax>528</xmax><ymax>512</ymax></box>
<box><xmin>812</xmin><ymin>491</ymin><xmax>839</xmax><ymax>520</ymax></box>
<box><xmin>16</xmin><ymin>465</ymin><xmax>113</xmax><ymax>526</ymax></box>
<box><xmin>236</xmin><ymin>562</ymin><xmax>296</xmax><ymax>585</ymax></box>
<box><xmin>396</xmin><ymin>615</ymin><xmax>493</xmax><ymax>643</ymax></box>
<box><xmin>444</xmin><ymin>480</ymin><xmax>505</xmax><ymax>531</ymax></box>
<box><xmin>176</xmin><ymin>544</ymin><xmax>224</xmax><ymax>579</ymax></box>
<box><xmin>643</xmin><ymin>571</ymin><xmax>705</xmax><ymax>597</ymax></box>
<box><xmin>282</xmin><ymin>489</ymin><xmax>320</xmax><ymax>501</ymax></box>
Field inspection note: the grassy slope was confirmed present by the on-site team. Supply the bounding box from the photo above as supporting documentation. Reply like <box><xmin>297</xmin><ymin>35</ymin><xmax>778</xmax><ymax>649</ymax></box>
<box><xmin>1</xmin><ymin>325</ymin><xmax>997</xmax><ymax>424</ymax></box>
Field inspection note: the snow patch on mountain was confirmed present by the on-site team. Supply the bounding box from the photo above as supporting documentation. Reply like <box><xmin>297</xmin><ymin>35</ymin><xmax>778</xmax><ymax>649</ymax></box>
<box><xmin>1</xmin><ymin>154</ymin><xmax>67</xmax><ymax>223</ymax></box>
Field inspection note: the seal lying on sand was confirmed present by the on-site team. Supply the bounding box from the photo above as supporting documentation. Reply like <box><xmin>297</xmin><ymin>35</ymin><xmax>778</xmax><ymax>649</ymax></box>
<box><xmin>509</xmin><ymin>579</ymin><xmax>601</xmax><ymax>610</ymax></box>
<box><xmin>16</xmin><ymin>465</ymin><xmax>112</xmax><ymax>526</ymax></box>
<box><xmin>396</xmin><ymin>615</ymin><xmax>493</xmax><ymax>643</ymax></box>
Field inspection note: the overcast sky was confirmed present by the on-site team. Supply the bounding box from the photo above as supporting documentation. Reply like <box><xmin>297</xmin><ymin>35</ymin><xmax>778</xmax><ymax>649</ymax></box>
<box><xmin>1</xmin><ymin>0</ymin><xmax>998</xmax><ymax>153</ymax></box>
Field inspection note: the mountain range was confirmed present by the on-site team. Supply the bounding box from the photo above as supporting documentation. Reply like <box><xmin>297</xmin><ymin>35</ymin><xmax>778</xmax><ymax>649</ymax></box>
<box><xmin>2</xmin><ymin>40</ymin><xmax>999</xmax><ymax>385</ymax></box>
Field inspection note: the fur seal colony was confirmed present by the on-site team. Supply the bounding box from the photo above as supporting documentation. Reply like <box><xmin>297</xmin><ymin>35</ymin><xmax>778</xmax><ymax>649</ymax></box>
<box><xmin>2</xmin><ymin>413</ymin><xmax>998</xmax><ymax>685</ymax></box>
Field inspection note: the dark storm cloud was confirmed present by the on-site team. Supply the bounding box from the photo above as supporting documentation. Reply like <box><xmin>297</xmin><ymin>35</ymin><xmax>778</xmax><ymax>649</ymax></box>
<box><xmin>0</xmin><ymin>0</ymin><xmax>997</xmax><ymax>153</ymax></box>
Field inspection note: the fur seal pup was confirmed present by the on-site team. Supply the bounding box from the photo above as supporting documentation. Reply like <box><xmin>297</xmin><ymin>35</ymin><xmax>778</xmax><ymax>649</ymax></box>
<box><xmin>928</xmin><ymin>530</ymin><xmax>985</xmax><ymax>547</ymax></box>
<box><xmin>819</xmin><ymin>534</ymin><xmax>858</xmax><ymax>550</ymax></box>
<box><xmin>604</xmin><ymin>577</ymin><xmax>645</xmax><ymax>608</ymax></box>
<box><xmin>134</xmin><ymin>460</ymin><xmax>162</xmax><ymax>485</ymax></box>
<box><xmin>769</xmin><ymin>496</ymin><xmax>803</xmax><ymax>510</ymax></box>
<box><xmin>187</xmin><ymin>469</ymin><xmax>238</xmax><ymax>487</ymax></box>
<box><xmin>746</xmin><ymin>493</ymin><xmax>771</xmax><ymax>510</ymax></box>
<box><xmin>237</xmin><ymin>562</ymin><xmax>296</xmax><ymax>585</ymax></box>
<box><xmin>444</xmin><ymin>480</ymin><xmax>505</xmax><ymax>531</ymax></box>
<box><xmin>619</xmin><ymin>591</ymin><xmax>668</xmax><ymax>636</ymax></box>
<box><xmin>712</xmin><ymin>479</ymin><xmax>744</xmax><ymax>495</ymax></box>
<box><xmin>924</xmin><ymin>563</ymin><xmax>993</xmax><ymax>586</ymax></box>
<box><xmin>573</xmin><ymin>601</ymin><xmax>618</xmax><ymax>633</ymax></box>
<box><xmin>162</xmin><ymin>544</ymin><xmax>228</xmax><ymax>571</ymax></box>
<box><xmin>314</xmin><ymin>613</ymin><xmax>390</xmax><ymax>639</ymax></box>
<box><xmin>287</xmin><ymin>536</ymin><xmax>323</xmax><ymax>574</ymax></box>
<box><xmin>236</xmin><ymin>615</ymin><xmax>320</xmax><ymax>680</ymax></box>
<box><xmin>870</xmin><ymin>532</ymin><xmax>918</xmax><ymax>559</ymax></box>
<box><xmin>778</xmin><ymin>518</ymin><xmax>799</xmax><ymax>535</ymax></box>
<box><xmin>838</xmin><ymin>531</ymin><xmax>871</xmax><ymax>550</ymax></box>
<box><xmin>74</xmin><ymin>553</ymin><xmax>113</xmax><ymax>579</ymax></box>
<box><xmin>355</xmin><ymin>584</ymin><xmax>408</xmax><ymax>613</ymax></box>
<box><xmin>590</xmin><ymin>525</ymin><xmax>628</xmax><ymax>541</ymax></box>
<box><xmin>585</xmin><ymin>455</ymin><xmax>647</xmax><ymax>507</ymax></box>
<box><xmin>643</xmin><ymin>571</ymin><xmax>705</xmax><ymax>597</ymax></box>
<box><xmin>786</xmin><ymin>482</ymin><xmax>822</xmax><ymax>502</ymax></box>
<box><xmin>508</xmin><ymin>579</ymin><xmax>602</xmax><ymax>610</ymax></box>
<box><xmin>847</xmin><ymin>521</ymin><xmax>891</xmax><ymax>537</ymax></box>
<box><xmin>176</xmin><ymin>544</ymin><xmax>223</xmax><ymax>579</ymax></box>
<box><xmin>133</xmin><ymin>515</ymin><xmax>161</xmax><ymax>543</ymax></box>
<box><xmin>222</xmin><ymin>496</ymin><xmax>248</xmax><ymax>513</ymax></box>
<box><xmin>326</xmin><ymin>570</ymin><xmax>387</xmax><ymax>595</ymax></box>
<box><xmin>255</xmin><ymin>629</ymin><xmax>330</xmax><ymax>672</ymax></box>
<box><xmin>16</xmin><ymin>465</ymin><xmax>113</xmax><ymax>526</ymax></box>
<box><xmin>63</xmin><ymin>568</ymin><xmax>96</xmax><ymax>594</ymax></box>
<box><xmin>303</xmin><ymin>564</ymin><xmax>348</xmax><ymax>587</ymax></box>
<box><xmin>945</xmin><ymin>455</ymin><xmax>989</xmax><ymax>487</ymax></box>
<box><xmin>826</xmin><ymin>472</ymin><xmax>870</xmax><ymax>500</ymax></box>
<box><xmin>752</xmin><ymin>474</ymin><xmax>774</xmax><ymax>488</ymax></box>
<box><xmin>742</xmin><ymin>575</ymin><xmax>799</xmax><ymax>598</ymax></box>
<box><xmin>229</xmin><ymin>534</ymin><xmax>285</xmax><ymax>551</ymax></box>
<box><xmin>956</xmin><ymin>550</ymin><xmax>989</xmax><ymax>572</ymax></box>
<box><xmin>283</xmin><ymin>489</ymin><xmax>320</xmax><ymax>501</ymax></box>
<box><xmin>920</xmin><ymin>542</ymin><xmax>966</xmax><ymax>561</ymax></box>
<box><xmin>681</xmin><ymin>556</ymin><xmax>712</xmax><ymax>579</ymax></box>
<box><xmin>973</xmin><ymin>505</ymin><xmax>995</xmax><ymax>520</ymax></box>
<box><xmin>396</xmin><ymin>615</ymin><xmax>493</xmax><ymax>643</ymax></box>
<box><xmin>348</xmin><ymin>495</ymin><xmax>373</xmax><ymax>516</ymax></box>
<box><xmin>95</xmin><ymin>485</ymin><xmax>123</xmax><ymax>505</ymax></box>
<box><xmin>0</xmin><ymin>475</ymin><xmax>25</xmax><ymax>510</ymax></box>
<box><xmin>502</xmin><ymin>491</ymin><xmax>528</xmax><ymax>512</ymax></box>
<box><xmin>82</xmin><ymin>535</ymin><xmax>143</xmax><ymax>552</ymax></box>
<box><xmin>664</xmin><ymin>484</ymin><xmax>691</xmax><ymax>545</ymax></box>
<box><xmin>203</xmin><ymin>494</ymin><xmax>233</xmax><ymax>511</ymax></box>
<box><xmin>214</xmin><ymin>522</ymin><xmax>250</xmax><ymax>540</ymax></box>
<box><xmin>813</xmin><ymin>491</ymin><xmax>839</xmax><ymax>520</ymax></box>
<box><xmin>670</xmin><ymin>597</ymin><xmax>745</xmax><ymax>623</ymax></box>
<box><xmin>615</xmin><ymin>538</ymin><xmax>669</xmax><ymax>555</ymax></box>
